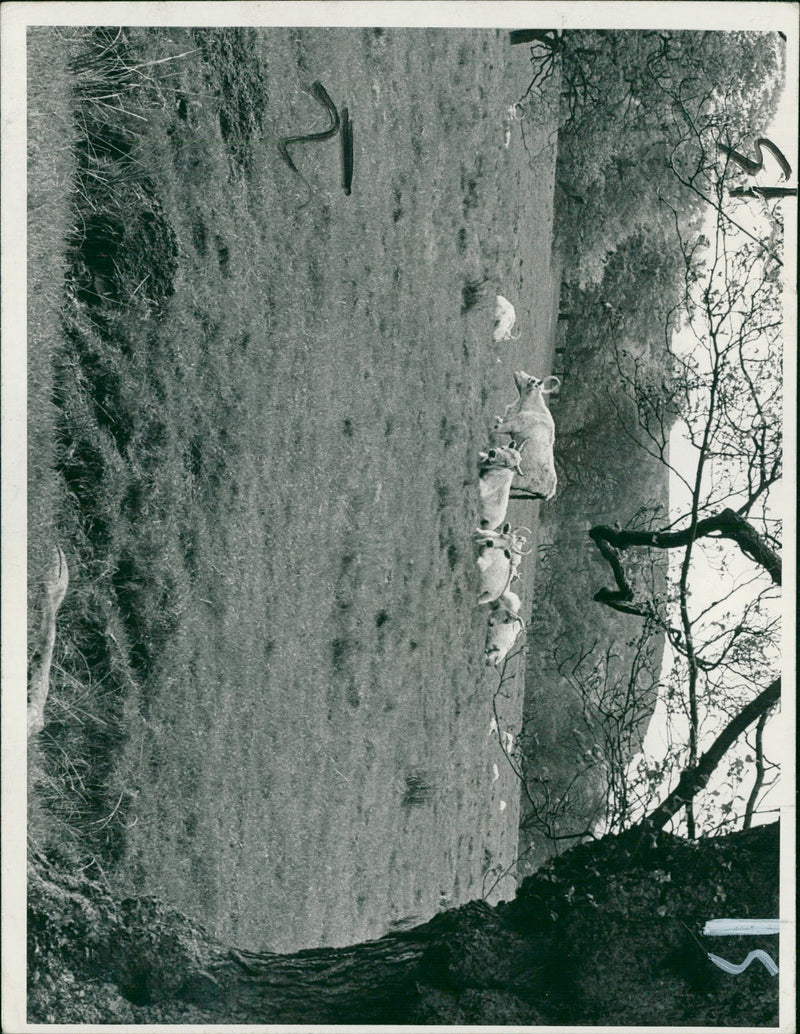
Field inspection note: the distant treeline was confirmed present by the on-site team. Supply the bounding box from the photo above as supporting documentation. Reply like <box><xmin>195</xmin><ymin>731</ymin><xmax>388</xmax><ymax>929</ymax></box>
<box><xmin>553</xmin><ymin>28</ymin><xmax>785</xmax><ymax>288</ymax></box>
<box><xmin>517</xmin><ymin>29</ymin><xmax>785</xmax><ymax>862</ymax></box>
<box><xmin>538</xmin><ymin>26</ymin><xmax>785</xmax><ymax>674</ymax></box>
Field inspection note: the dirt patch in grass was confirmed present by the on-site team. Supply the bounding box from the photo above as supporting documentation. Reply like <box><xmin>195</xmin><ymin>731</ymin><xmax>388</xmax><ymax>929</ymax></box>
<box><xmin>28</xmin><ymin>26</ymin><xmax>561</xmax><ymax>952</ymax></box>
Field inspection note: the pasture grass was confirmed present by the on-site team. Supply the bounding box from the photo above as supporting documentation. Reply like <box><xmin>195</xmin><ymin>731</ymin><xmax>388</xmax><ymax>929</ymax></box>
<box><xmin>28</xmin><ymin>25</ymin><xmax>562</xmax><ymax>952</ymax></box>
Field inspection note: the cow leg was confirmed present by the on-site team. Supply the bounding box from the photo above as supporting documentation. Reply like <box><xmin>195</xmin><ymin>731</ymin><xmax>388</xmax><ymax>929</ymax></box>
<box><xmin>496</xmin><ymin>416</ymin><xmax>525</xmax><ymax>438</ymax></box>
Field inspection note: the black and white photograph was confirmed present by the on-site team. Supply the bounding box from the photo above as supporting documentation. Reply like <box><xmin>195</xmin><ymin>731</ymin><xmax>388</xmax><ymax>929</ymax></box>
<box><xmin>2</xmin><ymin>1</ymin><xmax>796</xmax><ymax>1028</ymax></box>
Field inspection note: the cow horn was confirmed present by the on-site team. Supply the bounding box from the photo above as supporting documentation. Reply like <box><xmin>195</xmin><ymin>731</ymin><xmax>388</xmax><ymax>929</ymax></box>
<box><xmin>512</xmin><ymin>530</ymin><xmax>534</xmax><ymax>555</ymax></box>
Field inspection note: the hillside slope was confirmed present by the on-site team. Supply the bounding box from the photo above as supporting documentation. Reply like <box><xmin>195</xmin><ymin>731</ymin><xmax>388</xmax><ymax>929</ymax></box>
<box><xmin>27</xmin><ymin>26</ymin><xmax>562</xmax><ymax>953</ymax></box>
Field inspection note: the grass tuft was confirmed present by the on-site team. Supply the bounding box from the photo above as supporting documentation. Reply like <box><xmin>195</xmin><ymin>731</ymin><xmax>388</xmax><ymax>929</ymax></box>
<box><xmin>461</xmin><ymin>275</ymin><xmax>490</xmax><ymax>313</ymax></box>
<box><xmin>402</xmin><ymin>768</ymin><xmax>437</xmax><ymax>808</ymax></box>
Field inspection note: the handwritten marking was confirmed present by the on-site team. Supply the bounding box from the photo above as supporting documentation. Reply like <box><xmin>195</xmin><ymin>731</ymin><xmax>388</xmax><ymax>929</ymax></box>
<box><xmin>703</xmin><ymin>918</ymin><xmax>780</xmax><ymax>937</ymax></box>
<box><xmin>719</xmin><ymin>137</ymin><xmax>792</xmax><ymax>180</ymax></box>
<box><xmin>278</xmin><ymin>82</ymin><xmax>340</xmax><ymax>206</ymax></box>
<box><xmin>707</xmin><ymin>950</ymin><xmax>778</xmax><ymax>977</ymax></box>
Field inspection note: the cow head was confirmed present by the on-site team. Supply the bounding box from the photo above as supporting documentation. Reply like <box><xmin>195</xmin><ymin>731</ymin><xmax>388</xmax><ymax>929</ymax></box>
<box><xmin>479</xmin><ymin>445</ymin><xmax>524</xmax><ymax>476</ymax></box>
<box><xmin>513</xmin><ymin>371</ymin><xmax>560</xmax><ymax>398</ymax></box>
<box><xmin>473</xmin><ymin>524</ymin><xmax>532</xmax><ymax>556</ymax></box>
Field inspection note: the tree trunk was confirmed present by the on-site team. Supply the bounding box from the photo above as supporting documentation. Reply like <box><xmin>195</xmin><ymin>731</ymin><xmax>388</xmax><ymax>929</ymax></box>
<box><xmin>508</xmin><ymin>29</ymin><xmax>561</xmax><ymax>48</ymax></box>
<box><xmin>729</xmin><ymin>185</ymin><xmax>798</xmax><ymax>200</ymax></box>
<box><xmin>28</xmin><ymin>823</ymin><xmax>780</xmax><ymax>1025</ymax></box>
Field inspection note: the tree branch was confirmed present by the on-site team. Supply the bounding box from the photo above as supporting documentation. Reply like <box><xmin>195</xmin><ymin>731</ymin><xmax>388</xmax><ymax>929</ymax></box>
<box><xmin>743</xmin><ymin>710</ymin><xmax>770</xmax><ymax>831</ymax></box>
<box><xmin>641</xmin><ymin>677</ymin><xmax>780</xmax><ymax>831</ymax></box>
<box><xmin>589</xmin><ymin>508</ymin><xmax>781</xmax><ymax>596</ymax></box>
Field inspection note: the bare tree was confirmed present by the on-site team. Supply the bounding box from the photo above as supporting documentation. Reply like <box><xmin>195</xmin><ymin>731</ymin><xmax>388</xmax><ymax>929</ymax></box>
<box><xmin>554</xmin><ymin>616</ymin><xmax>666</xmax><ymax>834</ymax></box>
<box><xmin>587</xmin><ymin>136</ymin><xmax>784</xmax><ymax>836</ymax></box>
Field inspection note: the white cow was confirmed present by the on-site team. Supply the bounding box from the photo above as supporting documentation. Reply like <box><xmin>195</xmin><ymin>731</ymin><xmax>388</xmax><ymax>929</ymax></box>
<box><xmin>501</xmin><ymin>104</ymin><xmax>524</xmax><ymax>149</ymax></box>
<box><xmin>496</xmin><ymin>588</ymin><xmax>522</xmax><ymax>618</ymax></box>
<box><xmin>473</xmin><ymin>524</ymin><xmax>532</xmax><ymax>605</ymax></box>
<box><xmin>473</xmin><ymin>523</ymin><xmax>532</xmax><ymax>558</ymax></box>
<box><xmin>485</xmin><ymin>590</ymin><xmax>525</xmax><ymax>668</ymax></box>
<box><xmin>477</xmin><ymin>444</ymin><xmax>524</xmax><ymax>530</ymax></box>
<box><xmin>492</xmin><ymin>370</ymin><xmax>559</xmax><ymax>501</ymax></box>
<box><xmin>493</xmin><ymin>295</ymin><xmax>520</xmax><ymax>342</ymax></box>
<box><xmin>476</xmin><ymin>546</ymin><xmax>513</xmax><ymax>606</ymax></box>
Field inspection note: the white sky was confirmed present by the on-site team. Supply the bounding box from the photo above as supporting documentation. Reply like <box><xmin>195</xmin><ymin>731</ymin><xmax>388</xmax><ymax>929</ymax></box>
<box><xmin>637</xmin><ymin>67</ymin><xmax>796</xmax><ymax>833</ymax></box>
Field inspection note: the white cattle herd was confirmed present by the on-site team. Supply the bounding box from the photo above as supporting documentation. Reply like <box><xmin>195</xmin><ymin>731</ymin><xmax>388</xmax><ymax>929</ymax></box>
<box><xmin>474</xmin><ymin>303</ymin><xmax>560</xmax><ymax>669</ymax></box>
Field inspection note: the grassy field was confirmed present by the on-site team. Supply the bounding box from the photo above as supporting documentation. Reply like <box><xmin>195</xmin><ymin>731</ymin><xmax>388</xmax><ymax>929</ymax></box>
<box><xmin>28</xmin><ymin>26</ymin><xmax>561</xmax><ymax>953</ymax></box>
